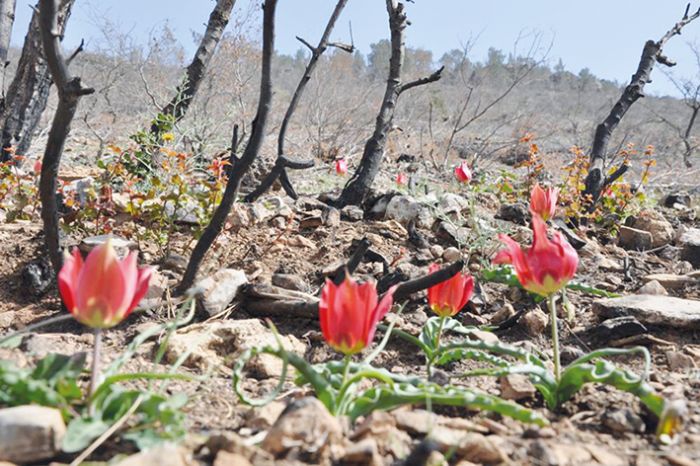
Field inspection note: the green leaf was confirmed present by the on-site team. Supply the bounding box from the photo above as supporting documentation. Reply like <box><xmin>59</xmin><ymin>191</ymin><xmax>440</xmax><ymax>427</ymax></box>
<box><xmin>32</xmin><ymin>353</ymin><xmax>87</xmax><ymax>383</ymax></box>
<box><xmin>348</xmin><ymin>382</ymin><xmax>548</xmax><ymax>426</ymax></box>
<box><xmin>63</xmin><ymin>417</ymin><xmax>110</xmax><ymax>453</ymax></box>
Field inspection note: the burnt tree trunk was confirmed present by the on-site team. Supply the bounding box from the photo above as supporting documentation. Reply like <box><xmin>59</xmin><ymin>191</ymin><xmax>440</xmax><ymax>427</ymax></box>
<box><xmin>244</xmin><ymin>0</ymin><xmax>352</xmax><ymax>203</ymax></box>
<box><xmin>38</xmin><ymin>0</ymin><xmax>93</xmax><ymax>274</ymax></box>
<box><xmin>179</xmin><ymin>0</ymin><xmax>278</xmax><ymax>292</ymax></box>
<box><xmin>150</xmin><ymin>0</ymin><xmax>236</xmax><ymax>137</ymax></box>
<box><xmin>0</xmin><ymin>0</ymin><xmax>75</xmax><ymax>161</ymax></box>
<box><xmin>583</xmin><ymin>4</ymin><xmax>700</xmax><ymax>208</ymax></box>
<box><xmin>335</xmin><ymin>0</ymin><xmax>442</xmax><ymax>207</ymax></box>
<box><xmin>0</xmin><ymin>0</ymin><xmax>16</xmax><ymax>64</ymax></box>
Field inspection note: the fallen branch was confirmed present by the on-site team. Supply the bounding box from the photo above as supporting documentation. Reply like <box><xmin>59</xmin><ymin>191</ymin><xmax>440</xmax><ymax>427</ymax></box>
<box><xmin>38</xmin><ymin>0</ymin><xmax>94</xmax><ymax>274</ymax></box>
<box><xmin>242</xmin><ymin>260</ymin><xmax>465</xmax><ymax>319</ymax></box>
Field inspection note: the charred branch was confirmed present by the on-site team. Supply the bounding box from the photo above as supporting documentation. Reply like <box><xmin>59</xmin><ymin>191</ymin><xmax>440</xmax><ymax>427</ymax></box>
<box><xmin>335</xmin><ymin>0</ymin><xmax>442</xmax><ymax>207</ymax></box>
<box><xmin>242</xmin><ymin>260</ymin><xmax>466</xmax><ymax>319</ymax></box>
<box><xmin>1</xmin><ymin>0</ymin><xmax>76</xmax><ymax>161</ymax></box>
<box><xmin>179</xmin><ymin>0</ymin><xmax>278</xmax><ymax>292</ymax></box>
<box><xmin>583</xmin><ymin>3</ymin><xmax>700</xmax><ymax>208</ymax></box>
<box><xmin>37</xmin><ymin>0</ymin><xmax>93</xmax><ymax>274</ymax></box>
<box><xmin>151</xmin><ymin>0</ymin><xmax>237</xmax><ymax>137</ymax></box>
<box><xmin>245</xmin><ymin>0</ymin><xmax>350</xmax><ymax>203</ymax></box>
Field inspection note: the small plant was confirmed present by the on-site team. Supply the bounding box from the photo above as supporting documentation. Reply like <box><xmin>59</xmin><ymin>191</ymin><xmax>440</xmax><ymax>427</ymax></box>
<box><xmin>233</xmin><ymin>275</ymin><xmax>547</xmax><ymax>426</ymax></box>
<box><xmin>0</xmin><ymin>240</ymin><xmax>196</xmax><ymax>454</ymax></box>
<box><xmin>0</xmin><ymin>152</ymin><xmax>41</xmax><ymax>221</ymax></box>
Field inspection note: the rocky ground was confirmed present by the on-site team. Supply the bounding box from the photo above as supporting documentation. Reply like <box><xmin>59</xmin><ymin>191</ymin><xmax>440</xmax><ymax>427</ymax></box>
<box><xmin>0</xmin><ymin>162</ymin><xmax>699</xmax><ymax>466</ymax></box>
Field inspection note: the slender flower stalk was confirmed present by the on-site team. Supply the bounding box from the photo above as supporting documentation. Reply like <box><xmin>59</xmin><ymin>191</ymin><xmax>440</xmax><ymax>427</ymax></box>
<box><xmin>494</xmin><ymin>215</ymin><xmax>577</xmax><ymax>381</ymax></box>
<box><xmin>547</xmin><ymin>294</ymin><xmax>560</xmax><ymax>380</ymax></box>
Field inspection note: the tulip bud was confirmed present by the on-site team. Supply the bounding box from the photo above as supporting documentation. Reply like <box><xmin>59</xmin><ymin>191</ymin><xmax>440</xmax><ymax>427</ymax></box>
<box><xmin>427</xmin><ymin>263</ymin><xmax>474</xmax><ymax>317</ymax></box>
<box><xmin>396</xmin><ymin>172</ymin><xmax>408</xmax><ymax>186</ymax></box>
<box><xmin>530</xmin><ymin>183</ymin><xmax>558</xmax><ymax>221</ymax></box>
<box><xmin>58</xmin><ymin>240</ymin><xmax>152</xmax><ymax>329</ymax></box>
<box><xmin>335</xmin><ymin>159</ymin><xmax>348</xmax><ymax>175</ymax></box>
<box><xmin>319</xmin><ymin>276</ymin><xmax>395</xmax><ymax>355</ymax></box>
<box><xmin>493</xmin><ymin>215</ymin><xmax>578</xmax><ymax>297</ymax></box>
<box><xmin>454</xmin><ymin>161</ymin><xmax>472</xmax><ymax>183</ymax></box>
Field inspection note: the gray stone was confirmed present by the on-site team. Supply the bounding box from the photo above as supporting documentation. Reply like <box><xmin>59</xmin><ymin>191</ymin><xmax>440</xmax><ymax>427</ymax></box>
<box><xmin>271</xmin><ymin>273</ymin><xmax>307</xmax><ymax>292</ymax></box>
<box><xmin>0</xmin><ymin>406</ymin><xmax>66</xmax><ymax>463</ymax></box>
<box><xmin>196</xmin><ymin>268</ymin><xmax>248</xmax><ymax>315</ymax></box>
<box><xmin>592</xmin><ymin>295</ymin><xmax>700</xmax><ymax>329</ymax></box>
<box><xmin>437</xmin><ymin>193</ymin><xmax>469</xmax><ymax>216</ymax></box>
<box><xmin>341</xmin><ymin>205</ymin><xmax>364</xmax><ymax>222</ymax></box>
<box><xmin>385</xmin><ymin>195</ymin><xmax>423</xmax><ymax>226</ymax></box>
<box><xmin>679</xmin><ymin>228</ymin><xmax>700</xmax><ymax>268</ymax></box>
<box><xmin>322</xmin><ymin>206</ymin><xmax>341</xmax><ymax>227</ymax></box>
<box><xmin>618</xmin><ymin>226</ymin><xmax>653</xmax><ymax>251</ymax></box>
<box><xmin>588</xmin><ymin>316</ymin><xmax>647</xmax><ymax>344</ymax></box>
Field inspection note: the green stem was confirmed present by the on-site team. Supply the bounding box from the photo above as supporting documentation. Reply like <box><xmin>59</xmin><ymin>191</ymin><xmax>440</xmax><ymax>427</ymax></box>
<box><xmin>89</xmin><ymin>328</ymin><xmax>102</xmax><ymax>416</ymax></box>
<box><xmin>548</xmin><ymin>294</ymin><xmax>560</xmax><ymax>382</ymax></box>
<box><xmin>434</xmin><ymin>315</ymin><xmax>447</xmax><ymax>350</ymax></box>
<box><xmin>427</xmin><ymin>316</ymin><xmax>447</xmax><ymax>379</ymax></box>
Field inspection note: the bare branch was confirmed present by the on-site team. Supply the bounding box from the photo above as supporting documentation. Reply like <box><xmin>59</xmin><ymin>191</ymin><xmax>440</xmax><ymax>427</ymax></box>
<box><xmin>179</xmin><ymin>0</ymin><xmax>278</xmax><ymax>292</ymax></box>
<box><xmin>37</xmin><ymin>0</ymin><xmax>94</xmax><ymax>274</ymax></box>
<box><xmin>398</xmin><ymin>65</ymin><xmax>444</xmax><ymax>94</ymax></box>
<box><xmin>245</xmin><ymin>0</ymin><xmax>350</xmax><ymax>202</ymax></box>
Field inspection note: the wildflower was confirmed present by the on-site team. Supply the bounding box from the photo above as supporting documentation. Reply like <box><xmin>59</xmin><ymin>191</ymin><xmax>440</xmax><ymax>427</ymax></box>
<box><xmin>335</xmin><ymin>159</ymin><xmax>348</xmax><ymax>175</ymax></box>
<box><xmin>493</xmin><ymin>215</ymin><xmax>578</xmax><ymax>297</ymax></box>
<box><xmin>426</xmin><ymin>263</ymin><xmax>474</xmax><ymax>317</ymax></box>
<box><xmin>530</xmin><ymin>183</ymin><xmax>558</xmax><ymax>221</ymax></box>
<box><xmin>396</xmin><ymin>172</ymin><xmax>408</xmax><ymax>186</ymax></box>
<box><xmin>319</xmin><ymin>276</ymin><xmax>395</xmax><ymax>355</ymax></box>
<box><xmin>58</xmin><ymin>240</ymin><xmax>152</xmax><ymax>329</ymax></box>
<box><xmin>162</xmin><ymin>132</ymin><xmax>175</xmax><ymax>143</ymax></box>
<box><xmin>454</xmin><ymin>161</ymin><xmax>472</xmax><ymax>183</ymax></box>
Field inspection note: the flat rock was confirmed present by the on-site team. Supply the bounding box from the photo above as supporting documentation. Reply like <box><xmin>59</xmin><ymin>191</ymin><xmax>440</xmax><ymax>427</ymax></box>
<box><xmin>586</xmin><ymin>316</ymin><xmax>647</xmax><ymax>344</ymax></box>
<box><xmin>642</xmin><ymin>273</ymin><xmax>697</xmax><ymax>290</ymax></box>
<box><xmin>592</xmin><ymin>295</ymin><xmax>700</xmax><ymax>329</ymax></box>
<box><xmin>79</xmin><ymin>234</ymin><xmax>137</xmax><ymax>257</ymax></box>
<box><xmin>520</xmin><ymin>308</ymin><xmax>548</xmax><ymax>336</ymax></box>
<box><xmin>0</xmin><ymin>406</ymin><xmax>66</xmax><ymax>463</ymax></box>
<box><xmin>165</xmin><ymin>319</ymin><xmax>305</xmax><ymax>377</ymax></box>
<box><xmin>271</xmin><ymin>273</ymin><xmax>307</xmax><ymax>292</ymax></box>
<box><xmin>618</xmin><ymin>226</ymin><xmax>653</xmax><ymax>251</ymax></box>
<box><xmin>196</xmin><ymin>268</ymin><xmax>248</xmax><ymax>315</ymax></box>
<box><xmin>496</xmin><ymin>203</ymin><xmax>529</xmax><ymax>225</ymax></box>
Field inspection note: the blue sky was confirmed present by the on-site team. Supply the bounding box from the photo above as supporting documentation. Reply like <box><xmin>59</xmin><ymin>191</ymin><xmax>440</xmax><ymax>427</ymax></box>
<box><xmin>11</xmin><ymin>0</ymin><xmax>700</xmax><ymax>96</ymax></box>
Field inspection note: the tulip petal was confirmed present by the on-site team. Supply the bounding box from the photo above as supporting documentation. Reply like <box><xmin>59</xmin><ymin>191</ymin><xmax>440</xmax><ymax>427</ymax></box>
<box><xmin>127</xmin><ymin>265</ymin><xmax>153</xmax><ymax>313</ymax></box>
<box><xmin>58</xmin><ymin>248</ymin><xmax>83</xmax><ymax>314</ymax></box>
<box><xmin>75</xmin><ymin>242</ymin><xmax>128</xmax><ymax>328</ymax></box>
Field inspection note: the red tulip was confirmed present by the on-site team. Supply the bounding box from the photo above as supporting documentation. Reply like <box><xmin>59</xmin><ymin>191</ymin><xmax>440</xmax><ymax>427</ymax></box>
<box><xmin>396</xmin><ymin>172</ymin><xmax>408</xmax><ymax>186</ymax></box>
<box><xmin>427</xmin><ymin>264</ymin><xmax>474</xmax><ymax>317</ymax></box>
<box><xmin>529</xmin><ymin>183</ymin><xmax>558</xmax><ymax>221</ymax></box>
<box><xmin>493</xmin><ymin>215</ymin><xmax>578</xmax><ymax>297</ymax></box>
<box><xmin>319</xmin><ymin>276</ymin><xmax>396</xmax><ymax>355</ymax></box>
<box><xmin>33</xmin><ymin>160</ymin><xmax>42</xmax><ymax>175</ymax></box>
<box><xmin>58</xmin><ymin>240</ymin><xmax>152</xmax><ymax>329</ymax></box>
<box><xmin>454</xmin><ymin>161</ymin><xmax>472</xmax><ymax>183</ymax></box>
<box><xmin>335</xmin><ymin>159</ymin><xmax>348</xmax><ymax>175</ymax></box>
